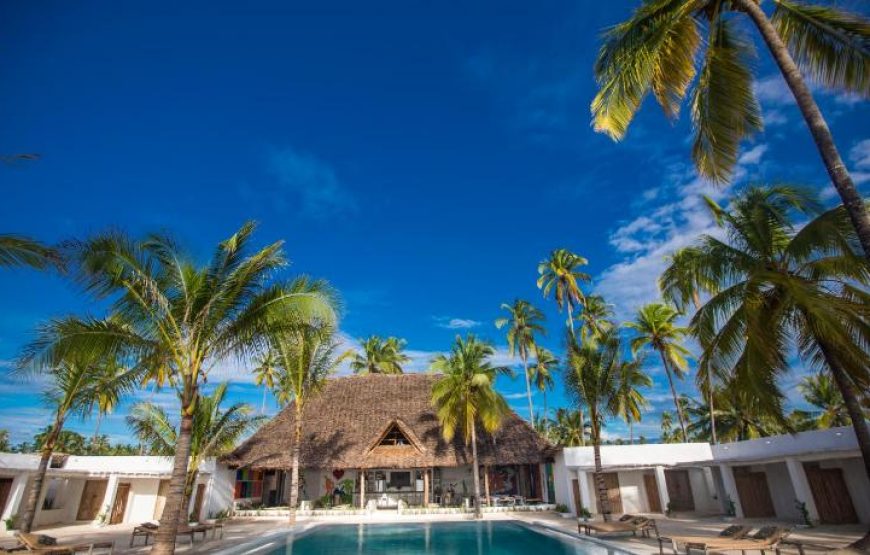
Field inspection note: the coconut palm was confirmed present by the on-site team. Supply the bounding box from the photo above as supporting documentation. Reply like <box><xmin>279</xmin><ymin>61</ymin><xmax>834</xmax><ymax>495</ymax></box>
<box><xmin>253</xmin><ymin>350</ymin><xmax>280</xmax><ymax>414</ymax></box>
<box><xmin>22</xmin><ymin>222</ymin><xmax>337</xmax><ymax>554</ymax></box>
<box><xmin>674</xmin><ymin>185</ymin><xmax>870</xmax><ymax>515</ymax></box>
<box><xmin>530</xmin><ymin>348</ymin><xmax>558</xmax><ymax>425</ymax></box>
<box><xmin>659</xmin><ymin>411</ymin><xmax>676</xmax><ymax>443</ymax></box>
<box><xmin>686</xmin><ymin>387</ymin><xmax>785</xmax><ymax>442</ymax></box>
<box><xmin>349</xmin><ymin>335</ymin><xmax>410</xmax><ymax>374</ymax></box>
<box><xmin>17</xmin><ymin>355</ymin><xmax>139</xmax><ymax>532</ymax></box>
<box><xmin>565</xmin><ymin>329</ymin><xmax>639</xmax><ymax>520</ymax></box>
<box><xmin>615</xmin><ymin>357</ymin><xmax>652</xmax><ymax>444</ymax></box>
<box><xmin>577</xmin><ymin>295</ymin><xmax>614</xmax><ymax>344</ymax></box>
<box><xmin>430</xmin><ymin>335</ymin><xmax>511</xmax><ymax>519</ymax></box>
<box><xmin>592</xmin><ymin>0</ymin><xmax>870</xmax><ymax>259</ymax></box>
<box><xmin>549</xmin><ymin>407</ymin><xmax>588</xmax><ymax>447</ymax></box>
<box><xmin>495</xmin><ymin>299</ymin><xmax>546</xmax><ymax>421</ymax></box>
<box><xmin>0</xmin><ymin>235</ymin><xmax>61</xmax><ymax>270</ymax></box>
<box><xmin>626</xmin><ymin>303</ymin><xmax>692</xmax><ymax>442</ymax></box>
<box><xmin>83</xmin><ymin>358</ymin><xmax>129</xmax><ymax>443</ymax></box>
<box><xmin>798</xmin><ymin>372</ymin><xmax>851</xmax><ymax>429</ymax></box>
<box><xmin>537</xmin><ymin>249</ymin><xmax>590</xmax><ymax>335</ymax></box>
<box><xmin>268</xmin><ymin>322</ymin><xmax>341</xmax><ymax>522</ymax></box>
<box><xmin>127</xmin><ymin>383</ymin><xmax>263</xmax><ymax>520</ymax></box>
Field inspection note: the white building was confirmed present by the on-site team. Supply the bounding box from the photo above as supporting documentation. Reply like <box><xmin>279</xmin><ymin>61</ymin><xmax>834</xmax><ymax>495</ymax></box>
<box><xmin>553</xmin><ymin>426</ymin><xmax>870</xmax><ymax>525</ymax></box>
<box><xmin>0</xmin><ymin>454</ymin><xmax>235</xmax><ymax>533</ymax></box>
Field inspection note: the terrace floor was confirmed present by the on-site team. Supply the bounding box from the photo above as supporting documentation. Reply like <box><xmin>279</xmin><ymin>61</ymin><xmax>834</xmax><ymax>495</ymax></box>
<box><xmin>3</xmin><ymin>513</ymin><xmax>866</xmax><ymax>554</ymax></box>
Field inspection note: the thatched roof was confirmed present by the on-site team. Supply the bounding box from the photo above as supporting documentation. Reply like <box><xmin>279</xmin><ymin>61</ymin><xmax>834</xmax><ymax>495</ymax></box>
<box><xmin>223</xmin><ymin>374</ymin><xmax>553</xmax><ymax>470</ymax></box>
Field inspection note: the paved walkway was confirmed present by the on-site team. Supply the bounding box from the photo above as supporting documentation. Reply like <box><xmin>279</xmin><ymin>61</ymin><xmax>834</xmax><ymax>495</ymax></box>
<box><xmin>3</xmin><ymin>513</ymin><xmax>867</xmax><ymax>554</ymax></box>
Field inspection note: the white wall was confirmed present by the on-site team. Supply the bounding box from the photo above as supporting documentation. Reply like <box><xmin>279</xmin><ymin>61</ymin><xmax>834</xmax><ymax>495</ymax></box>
<box><xmin>616</xmin><ymin>471</ymin><xmax>648</xmax><ymax>514</ymax></box>
<box><xmin>561</xmin><ymin>443</ymin><xmax>713</xmax><ymax>469</ymax></box>
<box><xmin>34</xmin><ymin>478</ymin><xmax>85</xmax><ymax>527</ymax></box>
<box><xmin>687</xmin><ymin>468</ymin><xmax>720</xmax><ymax>514</ymax></box>
<box><xmin>206</xmin><ymin>465</ymin><xmax>236</xmax><ymax>518</ymax></box>
<box><xmin>763</xmin><ymin>462</ymin><xmax>800</xmax><ymax>521</ymax></box>
<box><xmin>124</xmin><ymin>479</ymin><xmax>160</xmax><ymax>524</ymax></box>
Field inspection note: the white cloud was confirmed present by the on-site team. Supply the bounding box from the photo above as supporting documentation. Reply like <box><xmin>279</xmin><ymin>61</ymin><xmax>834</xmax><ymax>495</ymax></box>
<box><xmin>261</xmin><ymin>147</ymin><xmax>357</xmax><ymax>219</ymax></box>
<box><xmin>754</xmin><ymin>75</ymin><xmax>793</xmax><ymax>107</ymax></box>
<box><xmin>433</xmin><ymin>317</ymin><xmax>481</xmax><ymax>329</ymax></box>
<box><xmin>848</xmin><ymin>139</ymin><xmax>870</xmax><ymax>185</ymax></box>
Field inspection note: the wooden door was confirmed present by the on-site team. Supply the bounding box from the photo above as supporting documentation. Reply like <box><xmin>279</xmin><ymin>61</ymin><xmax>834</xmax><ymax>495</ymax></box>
<box><xmin>665</xmin><ymin>470</ymin><xmax>695</xmax><ymax>511</ymax></box>
<box><xmin>109</xmin><ymin>483</ymin><xmax>131</xmax><ymax>524</ymax></box>
<box><xmin>602</xmin><ymin>473</ymin><xmax>623</xmax><ymax>515</ymax></box>
<box><xmin>76</xmin><ymin>480</ymin><xmax>107</xmax><ymax>521</ymax></box>
<box><xmin>805</xmin><ymin>464</ymin><xmax>858</xmax><ymax>524</ymax></box>
<box><xmin>733</xmin><ymin>467</ymin><xmax>775</xmax><ymax>518</ymax></box>
<box><xmin>571</xmin><ymin>479</ymin><xmax>583</xmax><ymax>515</ymax></box>
<box><xmin>191</xmin><ymin>484</ymin><xmax>206</xmax><ymax>522</ymax></box>
<box><xmin>0</xmin><ymin>478</ymin><xmax>12</xmax><ymax>516</ymax></box>
<box><xmin>643</xmin><ymin>474</ymin><xmax>662</xmax><ymax>513</ymax></box>
<box><xmin>154</xmin><ymin>480</ymin><xmax>170</xmax><ymax>520</ymax></box>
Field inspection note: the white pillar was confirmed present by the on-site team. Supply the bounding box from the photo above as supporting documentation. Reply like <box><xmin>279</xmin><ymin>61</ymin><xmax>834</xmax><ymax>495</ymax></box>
<box><xmin>1</xmin><ymin>473</ymin><xmax>30</xmax><ymax>523</ymax></box>
<box><xmin>718</xmin><ymin>464</ymin><xmax>743</xmax><ymax>518</ymax></box>
<box><xmin>785</xmin><ymin>458</ymin><xmax>819</xmax><ymax>523</ymax></box>
<box><xmin>654</xmin><ymin>466</ymin><xmax>671</xmax><ymax>515</ymax></box>
<box><xmin>576</xmin><ymin>470</ymin><xmax>593</xmax><ymax>514</ymax></box>
<box><xmin>96</xmin><ymin>475</ymin><xmax>120</xmax><ymax>524</ymax></box>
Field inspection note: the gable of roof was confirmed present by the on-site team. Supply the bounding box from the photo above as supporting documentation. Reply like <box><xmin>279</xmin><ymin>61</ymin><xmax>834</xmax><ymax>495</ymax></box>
<box><xmin>222</xmin><ymin>373</ymin><xmax>553</xmax><ymax>470</ymax></box>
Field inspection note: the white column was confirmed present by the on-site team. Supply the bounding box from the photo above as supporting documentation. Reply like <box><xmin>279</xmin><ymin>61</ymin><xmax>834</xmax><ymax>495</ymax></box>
<box><xmin>576</xmin><ymin>470</ymin><xmax>593</xmax><ymax>514</ymax></box>
<box><xmin>654</xmin><ymin>466</ymin><xmax>671</xmax><ymax>515</ymax></box>
<box><xmin>96</xmin><ymin>475</ymin><xmax>120</xmax><ymax>523</ymax></box>
<box><xmin>702</xmin><ymin>467</ymin><xmax>717</xmax><ymax>500</ymax></box>
<box><xmin>718</xmin><ymin>464</ymin><xmax>743</xmax><ymax>518</ymax></box>
<box><xmin>785</xmin><ymin>458</ymin><xmax>819</xmax><ymax>523</ymax></box>
<box><xmin>1</xmin><ymin>473</ymin><xmax>30</xmax><ymax>523</ymax></box>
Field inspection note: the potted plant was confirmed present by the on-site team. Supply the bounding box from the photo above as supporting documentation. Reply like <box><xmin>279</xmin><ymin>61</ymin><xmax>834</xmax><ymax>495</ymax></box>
<box><xmin>554</xmin><ymin>504</ymin><xmax>572</xmax><ymax>518</ymax></box>
<box><xmin>795</xmin><ymin>500</ymin><xmax>813</xmax><ymax>528</ymax></box>
<box><xmin>724</xmin><ymin>496</ymin><xmax>736</xmax><ymax>520</ymax></box>
<box><xmin>578</xmin><ymin>507</ymin><xmax>592</xmax><ymax>522</ymax></box>
<box><xmin>4</xmin><ymin>514</ymin><xmax>17</xmax><ymax>536</ymax></box>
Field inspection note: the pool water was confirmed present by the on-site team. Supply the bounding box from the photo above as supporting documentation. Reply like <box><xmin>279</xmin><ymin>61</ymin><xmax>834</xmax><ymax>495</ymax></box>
<box><xmin>253</xmin><ymin>521</ymin><xmax>624</xmax><ymax>555</ymax></box>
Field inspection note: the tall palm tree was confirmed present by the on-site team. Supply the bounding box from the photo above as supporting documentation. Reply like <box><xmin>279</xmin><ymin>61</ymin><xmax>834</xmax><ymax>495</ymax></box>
<box><xmin>17</xmin><ymin>355</ymin><xmax>139</xmax><ymax>532</ymax></box>
<box><xmin>565</xmin><ymin>329</ymin><xmax>639</xmax><ymax>521</ymax></box>
<box><xmin>798</xmin><ymin>372</ymin><xmax>851</xmax><ymax>429</ymax></box>
<box><xmin>349</xmin><ymin>335</ymin><xmax>410</xmax><ymax>374</ymax></box>
<box><xmin>686</xmin><ymin>386</ymin><xmax>786</xmax><ymax>442</ymax></box>
<box><xmin>127</xmin><ymin>383</ymin><xmax>263</xmax><ymax>520</ymax></box>
<box><xmin>83</xmin><ymin>358</ymin><xmax>129</xmax><ymax>443</ymax></box>
<box><xmin>660</xmin><ymin>411</ymin><xmax>676</xmax><ymax>443</ymax></box>
<box><xmin>268</xmin><ymin>322</ymin><xmax>341</xmax><ymax>522</ymax></box>
<box><xmin>615</xmin><ymin>356</ymin><xmax>652</xmax><ymax>444</ymax></box>
<box><xmin>529</xmin><ymin>348</ymin><xmax>558</xmax><ymax>425</ymax></box>
<box><xmin>591</xmin><ymin>0</ymin><xmax>870</xmax><ymax>259</ymax></box>
<box><xmin>673</xmin><ymin>185</ymin><xmax>870</xmax><ymax>532</ymax></box>
<box><xmin>22</xmin><ymin>222</ymin><xmax>337</xmax><ymax>554</ymax></box>
<box><xmin>430</xmin><ymin>335</ymin><xmax>511</xmax><ymax>519</ymax></box>
<box><xmin>495</xmin><ymin>299</ymin><xmax>546</xmax><ymax>421</ymax></box>
<box><xmin>0</xmin><ymin>235</ymin><xmax>61</xmax><ymax>270</ymax></box>
<box><xmin>577</xmin><ymin>295</ymin><xmax>614</xmax><ymax>344</ymax></box>
<box><xmin>537</xmin><ymin>249</ymin><xmax>590</xmax><ymax>335</ymax></box>
<box><xmin>626</xmin><ymin>303</ymin><xmax>692</xmax><ymax>442</ymax></box>
<box><xmin>549</xmin><ymin>407</ymin><xmax>588</xmax><ymax>447</ymax></box>
<box><xmin>253</xmin><ymin>351</ymin><xmax>280</xmax><ymax>414</ymax></box>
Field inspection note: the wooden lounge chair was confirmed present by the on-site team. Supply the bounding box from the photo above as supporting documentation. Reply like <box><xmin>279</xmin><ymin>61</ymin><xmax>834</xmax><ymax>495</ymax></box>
<box><xmin>14</xmin><ymin>533</ymin><xmax>113</xmax><ymax>554</ymax></box>
<box><xmin>579</xmin><ymin>516</ymin><xmax>657</xmax><ymax>538</ymax></box>
<box><xmin>665</xmin><ymin>526</ymin><xmax>790</xmax><ymax>555</ymax></box>
<box><xmin>658</xmin><ymin>525</ymin><xmax>753</xmax><ymax>555</ymax></box>
<box><xmin>129</xmin><ymin>522</ymin><xmax>210</xmax><ymax>547</ymax></box>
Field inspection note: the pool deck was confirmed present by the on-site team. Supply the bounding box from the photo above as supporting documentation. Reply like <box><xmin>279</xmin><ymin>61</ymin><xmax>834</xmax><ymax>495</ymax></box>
<box><xmin>3</xmin><ymin>513</ymin><xmax>866</xmax><ymax>554</ymax></box>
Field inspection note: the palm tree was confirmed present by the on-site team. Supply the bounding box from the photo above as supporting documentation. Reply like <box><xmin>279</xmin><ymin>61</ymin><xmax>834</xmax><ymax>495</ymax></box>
<box><xmin>127</xmin><ymin>383</ymin><xmax>263</xmax><ymax>520</ymax></box>
<box><xmin>798</xmin><ymin>372</ymin><xmax>851</xmax><ymax>429</ymax></box>
<box><xmin>686</xmin><ymin>387</ymin><xmax>786</xmax><ymax>442</ymax></box>
<box><xmin>529</xmin><ymin>348</ymin><xmax>558</xmax><ymax>425</ymax></box>
<box><xmin>577</xmin><ymin>295</ymin><xmax>614</xmax><ymax>344</ymax></box>
<box><xmin>537</xmin><ymin>249</ymin><xmax>590</xmax><ymax>335</ymax></box>
<box><xmin>565</xmin><ymin>329</ymin><xmax>639</xmax><ymax>521</ymax></box>
<box><xmin>591</xmin><ymin>0</ymin><xmax>870</xmax><ymax>259</ymax></box>
<box><xmin>0</xmin><ymin>235</ymin><xmax>61</xmax><ymax>270</ymax></box>
<box><xmin>660</xmin><ymin>411</ymin><xmax>676</xmax><ymax>443</ymax></box>
<box><xmin>430</xmin><ymin>335</ymin><xmax>511</xmax><ymax>519</ymax></box>
<box><xmin>268</xmin><ymin>322</ymin><xmax>341</xmax><ymax>522</ymax></box>
<box><xmin>349</xmin><ymin>335</ymin><xmax>410</xmax><ymax>374</ymax></box>
<box><xmin>626</xmin><ymin>303</ymin><xmax>692</xmax><ymax>442</ymax></box>
<box><xmin>84</xmin><ymin>358</ymin><xmax>129</xmax><ymax>443</ymax></box>
<box><xmin>673</xmin><ymin>185</ymin><xmax>870</xmax><ymax>526</ymax></box>
<box><xmin>17</xmin><ymin>356</ymin><xmax>139</xmax><ymax>532</ymax></box>
<box><xmin>615</xmin><ymin>356</ymin><xmax>652</xmax><ymax>444</ymax></box>
<box><xmin>495</xmin><ymin>299</ymin><xmax>546</xmax><ymax>421</ymax></box>
<box><xmin>253</xmin><ymin>351</ymin><xmax>280</xmax><ymax>414</ymax></box>
<box><xmin>22</xmin><ymin>222</ymin><xmax>337</xmax><ymax>554</ymax></box>
<box><xmin>549</xmin><ymin>408</ymin><xmax>587</xmax><ymax>447</ymax></box>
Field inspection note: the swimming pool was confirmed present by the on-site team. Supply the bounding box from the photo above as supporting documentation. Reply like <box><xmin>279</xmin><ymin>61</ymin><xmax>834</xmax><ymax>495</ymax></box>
<box><xmin>223</xmin><ymin>521</ymin><xmax>629</xmax><ymax>555</ymax></box>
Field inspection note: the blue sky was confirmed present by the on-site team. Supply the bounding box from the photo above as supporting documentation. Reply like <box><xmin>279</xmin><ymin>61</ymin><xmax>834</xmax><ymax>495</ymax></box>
<box><xmin>1</xmin><ymin>0</ymin><xmax>868</xmax><ymax>445</ymax></box>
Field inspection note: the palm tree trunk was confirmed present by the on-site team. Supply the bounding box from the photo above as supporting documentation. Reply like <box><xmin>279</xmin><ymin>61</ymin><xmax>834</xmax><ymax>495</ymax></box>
<box><xmin>629</xmin><ymin>419</ymin><xmax>634</xmax><ymax>445</ymax></box>
<box><xmin>579</xmin><ymin>407</ymin><xmax>585</xmax><ymax>446</ymax></box>
<box><xmin>659</xmin><ymin>351</ymin><xmax>688</xmax><ymax>442</ymax></box>
<box><xmin>470</xmin><ymin>424</ymin><xmax>482</xmax><ymax>519</ymax></box>
<box><xmin>708</xmin><ymin>373</ymin><xmax>717</xmax><ymax>444</ymax></box>
<box><xmin>522</xmin><ymin>352</ymin><xmax>534</xmax><ymax>424</ymax></box>
<box><xmin>591</xmin><ymin>417</ymin><xmax>611</xmax><ymax>521</ymax></box>
<box><xmin>151</xmin><ymin>405</ymin><xmax>195</xmax><ymax>555</ymax></box>
<box><xmin>567</xmin><ymin>301</ymin><xmax>575</xmax><ymax>336</ymax></box>
<box><xmin>542</xmin><ymin>390</ymin><xmax>549</xmax><ymax>431</ymax></box>
<box><xmin>178</xmin><ymin>468</ymin><xmax>199</xmax><ymax>524</ymax></box>
<box><xmin>288</xmin><ymin>402</ymin><xmax>303</xmax><ymax>524</ymax></box>
<box><xmin>92</xmin><ymin>413</ymin><xmax>103</xmax><ymax>447</ymax></box>
<box><xmin>20</xmin><ymin>418</ymin><xmax>63</xmax><ymax>533</ymax></box>
<box><xmin>261</xmin><ymin>388</ymin><xmax>267</xmax><ymax>415</ymax></box>
<box><xmin>735</xmin><ymin>0</ymin><xmax>870</xmax><ymax>260</ymax></box>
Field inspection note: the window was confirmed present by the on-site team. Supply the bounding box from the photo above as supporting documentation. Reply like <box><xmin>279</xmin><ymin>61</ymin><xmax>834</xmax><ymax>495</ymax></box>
<box><xmin>389</xmin><ymin>472</ymin><xmax>411</xmax><ymax>489</ymax></box>
<box><xmin>234</xmin><ymin>468</ymin><xmax>263</xmax><ymax>499</ymax></box>
<box><xmin>379</xmin><ymin>425</ymin><xmax>411</xmax><ymax>446</ymax></box>
<box><xmin>41</xmin><ymin>478</ymin><xmax>65</xmax><ymax>510</ymax></box>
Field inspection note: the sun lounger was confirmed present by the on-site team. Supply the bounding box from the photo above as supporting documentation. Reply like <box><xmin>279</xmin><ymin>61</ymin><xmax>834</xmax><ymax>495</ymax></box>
<box><xmin>129</xmin><ymin>522</ymin><xmax>211</xmax><ymax>547</ymax></box>
<box><xmin>658</xmin><ymin>525</ymin><xmax>753</xmax><ymax>555</ymax></box>
<box><xmin>14</xmin><ymin>533</ymin><xmax>113</xmax><ymax>554</ymax></box>
<box><xmin>579</xmin><ymin>516</ymin><xmax>657</xmax><ymax>538</ymax></box>
<box><xmin>663</xmin><ymin>526</ymin><xmax>790</xmax><ymax>555</ymax></box>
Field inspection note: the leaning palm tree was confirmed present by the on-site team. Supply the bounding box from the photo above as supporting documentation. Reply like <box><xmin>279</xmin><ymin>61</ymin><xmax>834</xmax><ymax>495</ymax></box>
<box><xmin>537</xmin><ymin>249</ymin><xmax>590</xmax><ymax>335</ymax></box>
<box><xmin>22</xmin><ymin>222</ymin><xmax>337</xmax><ymax>555</ymax></box>
<box><xmin>17</xmin><ymin>354</ymin><xmax>139</xmax><ymax>532</ymax></box>
<box><xmin>675</xmin><ymin>185</ymin><xmax>870</xmax><ymax>541</ymax></box>
<box><xmin>798</xmin><ymin>372</ymin><xmax>851</xmax><ymax>429</ymax></box>
<box><xmin>591</xmin><ymin>0</ymin><xmax>870</xmax><ymax>259</ymax></box>
<box><xmin>626</xmin><ymin>303</ymin><xmax>692</xmax><ymax>442</ymax></box>
<box><xmin>253</xmin><ymin>350</ymin><xmax>280</xmax><ymax>414</ymax></box>
<box><xmin>495</xmin><ymin>299</ymin><xmax>546</xmax><ymax>421</ymax></box>
<box><xmin>0</xmin><ymin>235</ymin><xmax>61</xmax><ymax>270</ymax></box>
<box><xmin>529</xmin><ymin>348</ymin><xmax>558</xmax><ymax>425</ymax></box>
<box><xmin>349</xmin><ymin>335</ymin><xmax>410</xmax><ymax>374</ymax></box>
<box><xmin>127</xmin><ymin>383</ymin><xmax>263</xmax><ymax>520</ymax></box>
<box><xmin>430</xmin><ymin>335</ymin><xmax>511</xmax><ymax>519</ymax></box>
<box><xmin>615</xmin><ymin>355</ymin><xmax>652</xmax><ymax>444</ymax></box>
<box><xmin>565</xmin><ymin>329</ymin><xmax>638</xmax><ymax>521</ymax></box>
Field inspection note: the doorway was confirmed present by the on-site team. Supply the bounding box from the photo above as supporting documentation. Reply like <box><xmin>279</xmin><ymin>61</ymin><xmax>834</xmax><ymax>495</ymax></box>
<box><xmin>0</xmin><ymin>478</ymin><xmax>13</xmax><ymax>517</ymax></box>
<box><xmin>665</xmin><ymin>470</ymin><xmax>695</xmax><ymax>511</ymax></box>
<box><xmin>153</xmin><ymin>480</ymin><xmax>170</xmax><ymax>520</ymax></box>
<box><xmin>109</xmin><ymin>483</ymin><xmax>131</xmax><ymax>524</ymax></box>
<box><xmin>76</xmin><ymin>480</ymin><xmax>107</xmax><ymax>521</ymax></box>
<box><xmin>805</xmin><ymin>464</ymin><xmax>858</xmax><ymax>524</ymax></box>
<box><xmin>571</xmin><ymin>479</ymin><xmax>583</xmax><ymax>515</ymax></box>
<box><xmin>733</xmin><ymin>467</ymin><xmax>775</xmax><ymax>518</ymax></box>
<box><xmin>602</xmin><ymin>473</ymin><xmax>623</xmax><ymax>515</ymax></box>
<box><xmin>643</xmin><ymin>474</ymin><xmax>662</xmax><ymax>513</ymax></box>
<box><xmin>191</xmin><ymin>484</ymin><xmax>206</xmax><ymax>522</ymax></box>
